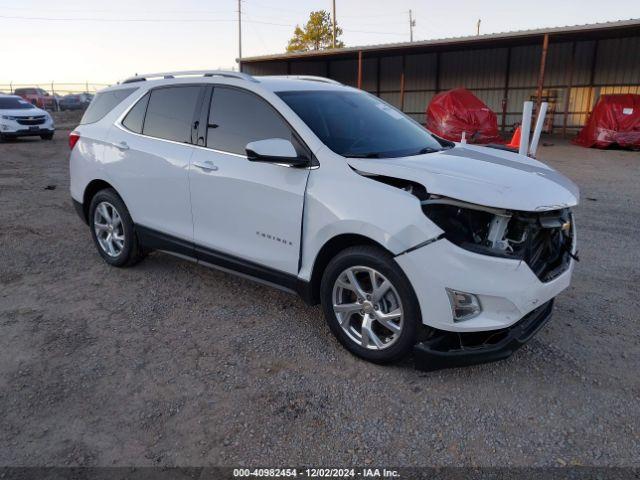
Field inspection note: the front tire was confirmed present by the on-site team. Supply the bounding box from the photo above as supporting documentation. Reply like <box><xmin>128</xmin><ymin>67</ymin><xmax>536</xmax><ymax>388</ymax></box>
<box><xmin>320</xmin><ymin>246</ymin><xmax>421</xmax><ymax>364</ymax></box>
<box><xmin>88</xmin><ymin>188</ymin><xmax>144</xmax><ymax>267</ymax></box>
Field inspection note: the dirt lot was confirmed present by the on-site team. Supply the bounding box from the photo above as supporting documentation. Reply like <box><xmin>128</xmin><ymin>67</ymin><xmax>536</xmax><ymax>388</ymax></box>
<box><xmin>0</xmin><ymin>130</ymin><xmax>639</xmax><ymax>468</ymax></box>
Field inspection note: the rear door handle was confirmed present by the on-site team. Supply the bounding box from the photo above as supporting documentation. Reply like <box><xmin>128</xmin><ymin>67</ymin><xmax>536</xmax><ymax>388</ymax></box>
<box><xmin>193</xmin><ymin>160</ymin><xmax>219</xmax><ymax>172</ymax></box>
<box><xmin>114</xmin><ymin>141</ymin><xmax>129</xmax><ymax>151</ymax></box>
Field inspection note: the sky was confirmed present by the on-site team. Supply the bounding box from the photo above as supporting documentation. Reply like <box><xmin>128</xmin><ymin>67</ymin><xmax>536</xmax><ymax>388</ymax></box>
<box><xmin>1</xmin><ymin>0</ymin><xmax>639</xmax><ymax>86</ymax></box>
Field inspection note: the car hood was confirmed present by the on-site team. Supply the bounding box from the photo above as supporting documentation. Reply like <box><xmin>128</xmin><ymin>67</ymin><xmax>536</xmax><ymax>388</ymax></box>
<box><xmin>1</xmin><ymin>107</ymin><xmax>47</xmax><ymax>117</ymax></box>
<box><xmin>347</xmin><ymin>144</ymin><xmax>580</xmax><ymax>211</ymax></box>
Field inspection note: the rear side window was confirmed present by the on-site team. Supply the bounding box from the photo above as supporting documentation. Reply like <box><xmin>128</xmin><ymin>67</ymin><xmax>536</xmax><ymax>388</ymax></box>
<box><xmin>143</xmin><ymin>86</ymin><xmax>202</xmax><ymax>143</ymax></box>
<box><xmin>122</xmin><ymin>93</ymin><xmax>149</xmax><ymax>134</ymax></box>
<box><xmin>80</xmin><ymin>88</ymin><xmax>137</xmax><ymax>125</ymax></box>
<box><xmin>207</xmin><ymin>87</ymin><xmax>292</xmax><ymax>155</ymax></box>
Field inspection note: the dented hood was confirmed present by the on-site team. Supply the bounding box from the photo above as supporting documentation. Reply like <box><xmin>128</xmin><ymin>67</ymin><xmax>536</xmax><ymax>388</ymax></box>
<box><xmin>347</xmin><ymin>144</ymin><xmax>580</xmax><ymax>211</ymax></box>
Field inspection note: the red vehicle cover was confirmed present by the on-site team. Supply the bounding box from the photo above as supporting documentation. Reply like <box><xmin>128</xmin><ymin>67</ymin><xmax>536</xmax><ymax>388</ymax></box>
<box><xmin>426</xmin><ymin>88</ymin><xmax>503</xmax><ymax>144</ymax></box>
<box><xmin>574</xmin><ymin>94</ymin><xmax>640</xmax><ymax>149</ymax></box>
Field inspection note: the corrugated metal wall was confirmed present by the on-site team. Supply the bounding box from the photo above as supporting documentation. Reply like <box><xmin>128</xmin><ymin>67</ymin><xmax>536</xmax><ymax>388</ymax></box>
<box><xmin>243</xmin><ymin>33</ymin><xmax>640</xmax><ymax>133</ymax></box>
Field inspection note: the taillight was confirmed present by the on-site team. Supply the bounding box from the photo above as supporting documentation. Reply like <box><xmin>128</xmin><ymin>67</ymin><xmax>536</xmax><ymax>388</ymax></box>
<box><xmin>69</xmin><ymin>132</ymin><xmax>80</xmax><ymax>150</ymax></box>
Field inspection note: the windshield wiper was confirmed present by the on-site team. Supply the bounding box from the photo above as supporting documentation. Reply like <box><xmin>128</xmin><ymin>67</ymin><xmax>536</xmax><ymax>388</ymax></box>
<box><xmin>343</xmin><ymin>152</ymin><xmax>383</xmax><ymax>158</ymax></box>
<box><xmin>415</xmin><ymin>146</ymin><xmax>441</xmax><ymax>155</ymax></box>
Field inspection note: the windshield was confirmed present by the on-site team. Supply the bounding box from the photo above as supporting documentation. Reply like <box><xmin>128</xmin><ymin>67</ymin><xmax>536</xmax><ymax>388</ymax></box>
<box><xmin>0</xmin><ymin>97</ymin><xmax>34</xmax><ymax>110</ymax></box>
<box><xmin>277</xmin><ymin>90</ymin><xmax>444</xmax><ymax>158</ymax></box>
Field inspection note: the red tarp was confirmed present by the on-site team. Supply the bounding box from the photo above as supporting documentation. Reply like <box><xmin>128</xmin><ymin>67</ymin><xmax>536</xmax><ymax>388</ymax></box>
<box><xmin>574</xmin><ymin>94</ymin><xmax>640</xmax><ymax>149</ymax></box>
<box><xmin>426</xmin><ymin>88</ymin><xmax>503</xmax><ymax>144</ymax></box>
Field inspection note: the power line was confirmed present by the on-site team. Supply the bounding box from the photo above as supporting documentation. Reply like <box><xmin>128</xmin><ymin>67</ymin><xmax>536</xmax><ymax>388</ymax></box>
<box><xmin>0</xmin><ymin>12</ymin><xmax>408</xmax><ymax>36</ymax></box>
<box><xmin>0</xmin><ymin>14</ymin><xmax>236</xmax><ymax>23</ymax></box>
<box><xmin>243</xmin><ymin>16</ymin><xmax>406</xmax><ymax>35</ymax></box>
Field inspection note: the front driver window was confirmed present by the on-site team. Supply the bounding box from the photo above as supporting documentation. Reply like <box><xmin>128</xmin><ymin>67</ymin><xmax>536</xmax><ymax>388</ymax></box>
<box><xmin>207</xmin><ymin>87</ymin><xmax>293</xmax><ymax>156</ymax></box>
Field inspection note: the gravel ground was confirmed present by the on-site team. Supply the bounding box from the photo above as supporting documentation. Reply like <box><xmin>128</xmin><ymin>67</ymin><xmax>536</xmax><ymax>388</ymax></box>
<box><xmin>0</xmin><ymin>132</ymin><xmax>639</xmax><ymax>468</ymax></box>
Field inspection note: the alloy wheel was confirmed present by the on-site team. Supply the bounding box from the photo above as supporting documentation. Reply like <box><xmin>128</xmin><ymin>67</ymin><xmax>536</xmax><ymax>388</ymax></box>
<box><xmin>332</xmin><ymin>266</ymin><xmax>404</xmax><ymax>350</ymax></box>
<box><xmin>93</xmin><ymin>201</ymin><xmax>125</xmax><ymax>257</ymax></box>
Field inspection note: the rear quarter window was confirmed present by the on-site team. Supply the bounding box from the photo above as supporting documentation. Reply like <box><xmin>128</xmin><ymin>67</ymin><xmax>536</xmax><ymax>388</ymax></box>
<box><xmin>80</xmin><ymin>88</ymin><xmax>138</xmax><ymax>125</ymax></box>
<box><xmin>122</xmin><ymin>93</ymin><xmax>150</xmax><ymax>134</ymax></box>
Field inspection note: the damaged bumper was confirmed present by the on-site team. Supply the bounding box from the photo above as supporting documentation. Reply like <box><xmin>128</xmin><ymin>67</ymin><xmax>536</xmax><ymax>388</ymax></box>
<box><xmin>395</xmin><ymin>237</ymin><xmax>573</xmax><ymax>333</ymax></box>
<box><xmin>414</xmin><ymin>300</ymin><xmax>553</xmax><ymax>371</ymax></box>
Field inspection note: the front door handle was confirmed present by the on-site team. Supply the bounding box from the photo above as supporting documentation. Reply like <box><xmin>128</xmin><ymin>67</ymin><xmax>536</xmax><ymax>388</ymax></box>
<box><xmin>193</xmin><ymin>160</ymin><xmax>219</xmax><ymax>172</ymax></box>
<box><xmin>114</xmin><ymin>141</ymin><xmax>129</xmax><ymax>151</ymax></box>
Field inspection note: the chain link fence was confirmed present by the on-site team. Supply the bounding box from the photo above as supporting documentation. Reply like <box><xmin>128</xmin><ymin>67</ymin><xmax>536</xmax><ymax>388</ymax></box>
<box><xmin>0</xmin><ymin>82</ymin><xmax>111</xmax><ymax>111</ymax></box>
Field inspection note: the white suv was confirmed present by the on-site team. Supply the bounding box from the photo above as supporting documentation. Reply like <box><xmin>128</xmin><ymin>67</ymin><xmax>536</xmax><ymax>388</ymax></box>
<box><xmin>69</xmin><ymin>71</ymin><xmax>579</xmax><ymax>370</ymax></box>
<box><xmin>0</xmin><ymin>94</ymin><xmax>55</xmax><ymax>141</ymax></box>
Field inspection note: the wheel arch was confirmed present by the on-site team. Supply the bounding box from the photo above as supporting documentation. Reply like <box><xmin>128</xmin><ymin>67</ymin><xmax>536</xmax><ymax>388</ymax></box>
<box><xmin>82</xmin><ymin>179</ymin><xmax>117</xmax><ymax>223</ymax></box>
<box><xmin>304</xmin><ymin>233</ymin><xmax>393</xmax><ymax>305</ymax></box>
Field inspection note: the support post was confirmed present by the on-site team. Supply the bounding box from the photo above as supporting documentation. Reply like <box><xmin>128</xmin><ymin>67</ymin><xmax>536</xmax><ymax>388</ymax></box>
<box><xmin>585</xmin><ymin>40</ymin><xmax>599</xmax><ymax>125</ymax></box>
<box><xmin>376</xmin><ymin>56</ymin><xmax>381</xmax><ymax>96</ymax></box>
<box><xmin>357</xmin><ymin>50</ymin><xmax>363</xmax><ymax>89</ymax></box>
<box><xmin>535</xmin><ymin>33</ymin><xmax>549</xmax><ymax>112</ymax></box>
<box><xmin>562</xmin><ymin>42</ymin><xmax>577</xmax><ymax>138</ymax></box>
<box><xmin>400</xmin><ymin>55</ymin><xmax>406</xmax><ymax>111</ymax></box>
<box><xmin>435</xmin><ymin>52</ymin><xmax>441</xmax><ymax>94</ymax></box>
<box><xmin>501</xmin><ymin>47</ymin><xmax>511</xmax><ymax>132</ymax></box>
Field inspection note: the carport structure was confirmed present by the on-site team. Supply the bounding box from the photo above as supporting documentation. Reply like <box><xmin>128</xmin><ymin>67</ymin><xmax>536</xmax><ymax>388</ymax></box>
<box><xmin>239</xmin><ymin>19</ymin><xmax>640</xmax><ymax>135</ymax></box>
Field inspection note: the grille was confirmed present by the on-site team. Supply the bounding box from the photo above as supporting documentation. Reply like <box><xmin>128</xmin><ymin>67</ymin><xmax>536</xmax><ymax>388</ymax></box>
<box><xmin>16</xmin><ymin>116</ymin><xmax>46</xmax><ymax>126</ymax></box>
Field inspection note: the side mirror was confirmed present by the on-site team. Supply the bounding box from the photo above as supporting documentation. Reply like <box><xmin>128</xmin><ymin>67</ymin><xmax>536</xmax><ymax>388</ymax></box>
<box><xmin>246</xmin><ymin>139</ymin><xmax>309</xmax><ymax>167</ymax></box>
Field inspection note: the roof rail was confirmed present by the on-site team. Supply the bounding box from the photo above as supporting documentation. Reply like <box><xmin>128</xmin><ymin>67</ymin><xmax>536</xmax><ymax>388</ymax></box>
<box><xmin>266</xmin><ymin>75</ymin><xmax>342</xmax><ymax>85</ymax></box>
<box><xmin>121</xmin><ymin>70</ymin><xmax>258</xmax><ymax>84</ymax></box>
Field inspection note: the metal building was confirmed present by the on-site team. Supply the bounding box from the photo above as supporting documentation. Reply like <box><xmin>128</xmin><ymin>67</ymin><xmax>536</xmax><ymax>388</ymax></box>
<box><xmin>240</xmin><ymin>19</ymin><xmax>640</xmax><ymax>134</ymax></box>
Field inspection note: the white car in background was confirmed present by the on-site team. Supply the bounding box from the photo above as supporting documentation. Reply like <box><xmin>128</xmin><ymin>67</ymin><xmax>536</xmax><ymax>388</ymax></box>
<box><xmin>69</xmin><ymin>71</ymin><xmax>579</xmax><ymax>370</ymax></box>
<box><xmin>0</xmin><ymin>94</ymin><xmax>55</xmax><ymax>141</ymax></box>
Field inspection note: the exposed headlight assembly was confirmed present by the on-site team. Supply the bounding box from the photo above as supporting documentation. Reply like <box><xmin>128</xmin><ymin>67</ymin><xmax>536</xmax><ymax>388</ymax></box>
<box><xmin>422</xmin><ymin>195</ymin><xmax>575</xmax><ymax>282</ymax></box>
<box><xmin>422</xmin><ymin>196</ymin><xmax>513</xmax><ymax>256</ymax></box>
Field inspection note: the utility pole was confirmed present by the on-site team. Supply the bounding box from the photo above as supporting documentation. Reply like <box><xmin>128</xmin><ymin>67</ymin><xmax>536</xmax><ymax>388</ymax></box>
<box><xmin>409</xmin><ymin>10</ymin><xmax>415</xmax><ymax>42</ymax></box>
<box><xmin>238</xmin><ymin>0</ymin><xmax>242</xmax><ymax>69</ymax></box>
<box><xmin>476</xmin><ymin>18</ymin><xmax>481</xmax><ymax>35</ymax></box>
<box><xmin>332</xmin><ymin>0</ymin><xmax>337</xmax><ymax>48</ymax></box>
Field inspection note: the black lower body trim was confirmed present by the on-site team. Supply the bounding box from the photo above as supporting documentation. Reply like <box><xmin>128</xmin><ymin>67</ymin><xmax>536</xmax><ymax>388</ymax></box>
<box><xmin>136</xmin><ymin>225</ymin><xmax>194</xmax><ymax>258</ymax></box>
<box><xmin>135</xmin><ymin>225</ymin><xmax>313</xmax><ymax>302</ymax></box>
<box><xmin>72</xmin><ymin>199</ymin><xmax>88</xmax><ymax>225</ymax></box>
<box><xmin>414</xmin><ymin>300</ymin><xmax>554</xmax><ymax>371</ymax></box>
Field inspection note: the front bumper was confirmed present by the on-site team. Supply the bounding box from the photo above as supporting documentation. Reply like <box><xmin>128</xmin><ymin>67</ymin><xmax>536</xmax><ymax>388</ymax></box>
<box><xmin>1</xmin><ymin>127</ymin><xmax>55</xmax><ymax>138</ymax></box>
<box><xmin>414</xmin><ymin>300</ymin><xmax>553</xmax><ymax>371</ymax></box>
<box><xmin>1</xmin><ymin>118</ymin><xmax>55</xmax><ymax>137</ymax></box>
<box><xmin>395</xmin><ymin>237</ymin><xmax>573</xmax><ymax>333</ymax></box>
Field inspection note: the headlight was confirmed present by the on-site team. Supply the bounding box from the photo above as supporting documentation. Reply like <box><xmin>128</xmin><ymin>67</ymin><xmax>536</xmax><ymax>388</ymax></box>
<box><xmin>422</xmin><ymin>197</ymin><xmax>501</xmax><ymax>252</ymax></box>
<box><xmin>1</xmin><ymin>115</ymin><xmax>17</xmax><ymax>120</ymax></box>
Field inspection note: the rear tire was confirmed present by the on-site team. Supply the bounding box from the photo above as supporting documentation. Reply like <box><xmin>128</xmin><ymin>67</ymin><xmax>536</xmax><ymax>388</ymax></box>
<box><xmin>88</xmin><ymin>188</ymin><xmax>145</xmax><ymax>267</ymax></box>
<box><xmin>320</xmin><ymin>245</ymin><xmax>421</xmax><ymax>364</ymax></box>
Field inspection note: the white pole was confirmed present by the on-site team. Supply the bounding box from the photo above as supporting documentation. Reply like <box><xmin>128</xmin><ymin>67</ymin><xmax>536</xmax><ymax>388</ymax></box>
<box><xmin>237</xmin><ymin>0</ymin><xmax>242</xmax><ymax>68</ymax></box>
<box><xmin>519</xmin><ymin>101</ymin><xmax>533</xmax><ymax>156</ymax></box>
<box><xmin>529</xmin><ymin>102</ymin><xmax>548</xmax><ymax>157</ymax></box>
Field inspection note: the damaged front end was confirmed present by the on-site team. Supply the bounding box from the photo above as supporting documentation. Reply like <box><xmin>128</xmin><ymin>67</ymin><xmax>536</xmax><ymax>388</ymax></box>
<box><xmin>422</xmin><ymin>196</ymin><xmax>577</xmax><ymax>282</ymax></box>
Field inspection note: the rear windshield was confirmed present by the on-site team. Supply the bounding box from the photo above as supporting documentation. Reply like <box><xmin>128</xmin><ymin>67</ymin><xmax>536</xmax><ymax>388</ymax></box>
<box><xmin>80</xmin><ymin>88</ymin><xmax>137</xmax><ymax>125</ymax></box>
<box><xmin>0</xmin><ymin>97</ymin><xmax>34</xmax><ymax>109</ymax></box>
<box><xmin>277</xmin><ymin>90</ymin><xmax>444</xmax><ymax>158</ymax></box>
